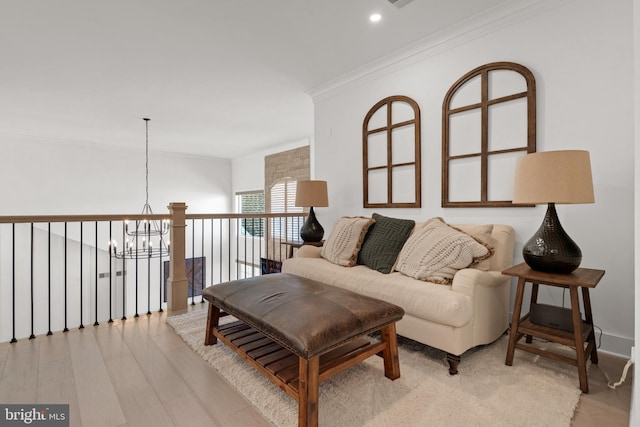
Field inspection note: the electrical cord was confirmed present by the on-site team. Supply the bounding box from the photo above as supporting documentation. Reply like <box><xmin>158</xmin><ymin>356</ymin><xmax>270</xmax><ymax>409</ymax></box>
<box><xmin>561</xmin><ymin>288</ymin><xmax>603</xmax><ymax>348</ymax></box>
<box><xmin>608</xmin><ymin>358</ymin><xmax>634</xmax><ymax>390</ymax></box>
<box><xmin>594</xmin><ymin>324</ymin><xmax>602</xmax><ymax>349</ymax></box>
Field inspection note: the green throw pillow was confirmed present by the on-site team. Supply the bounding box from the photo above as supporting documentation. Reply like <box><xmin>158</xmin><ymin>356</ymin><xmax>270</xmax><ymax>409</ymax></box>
<box><xmin>357</xmin><ymin>213</ymin><xmax>415</xmax><ymax>274</ymax></box>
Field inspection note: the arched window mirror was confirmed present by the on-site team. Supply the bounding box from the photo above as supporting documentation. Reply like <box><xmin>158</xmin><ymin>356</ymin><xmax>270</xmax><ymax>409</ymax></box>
<box><xmin>363</xmin><ymin>95</ymin><xmax>421</xmax><ymax>208</ymax></box>
<box><xmin>442</xmin><ymin>62</ymin><xmax>536</xmax><ymax>207</ymax></box>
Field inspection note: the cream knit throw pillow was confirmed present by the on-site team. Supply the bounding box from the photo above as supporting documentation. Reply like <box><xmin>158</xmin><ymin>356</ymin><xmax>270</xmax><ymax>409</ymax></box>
<box><xmin>321</xmin><ymin>217</ymin><xmax>375</xmax><ymax>267</ymax></box>
<box><xmin>451</xmin><ymin>223</ymin><xmax>494</xmax><ymax>271</ymax></box>
<box><xmin>395</xmin><ymin>217</ymin><xmax>494</xmax><ymax>284</ymax></box>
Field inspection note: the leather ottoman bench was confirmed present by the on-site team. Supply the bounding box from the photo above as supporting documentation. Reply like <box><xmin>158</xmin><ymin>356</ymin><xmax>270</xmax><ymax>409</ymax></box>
<box><xmin>202</xmin><ymin>273</ymin><xmax>404</xmax><ymax>427</ymax></box>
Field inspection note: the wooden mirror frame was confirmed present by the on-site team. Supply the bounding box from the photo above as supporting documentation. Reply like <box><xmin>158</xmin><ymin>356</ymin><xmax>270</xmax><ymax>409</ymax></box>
<box><xmin>442</xmin><ymin>62</ymin><xmax>536</xmax><ymax>207</ymax></box>
<box><xmin>363</xmin><ymin>95</ymin><xmax>421</xmax><ymax>208</ymax></box>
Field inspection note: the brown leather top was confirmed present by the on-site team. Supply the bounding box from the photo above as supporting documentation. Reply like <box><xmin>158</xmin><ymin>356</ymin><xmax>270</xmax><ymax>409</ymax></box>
<box><xmin>202</xmin><ymin>273</ymin><xmax>404</xmax><ymax>359</ymax></box>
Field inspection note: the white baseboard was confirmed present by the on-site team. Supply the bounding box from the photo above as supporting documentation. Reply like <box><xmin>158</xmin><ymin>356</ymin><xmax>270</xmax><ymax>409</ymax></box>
<box><xmin>597</xmin><ymin>331</ymin><xmax>634</xmax><ymax>359</ymax></box>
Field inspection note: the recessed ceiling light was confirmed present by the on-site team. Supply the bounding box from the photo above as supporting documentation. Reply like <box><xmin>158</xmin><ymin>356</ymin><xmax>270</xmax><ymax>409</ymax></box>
<box><xmin>369</xmin><ymin>13</ymin><xmax>382</xmax><ymax>23</ymax></box>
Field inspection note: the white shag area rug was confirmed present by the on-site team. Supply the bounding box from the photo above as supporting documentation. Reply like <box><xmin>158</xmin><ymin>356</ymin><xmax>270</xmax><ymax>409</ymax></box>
<box><xmin>167</xmin><ymin>309</ymin><xmax>582</xmax><ymax>427</ymax></box>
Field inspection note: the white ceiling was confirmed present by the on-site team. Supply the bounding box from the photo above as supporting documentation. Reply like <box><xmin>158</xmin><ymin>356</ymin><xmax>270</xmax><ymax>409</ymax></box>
<box><xmin>1</xmin><ymin>0</ymin><xmax>508</xmax><ymax>159</ymax></box>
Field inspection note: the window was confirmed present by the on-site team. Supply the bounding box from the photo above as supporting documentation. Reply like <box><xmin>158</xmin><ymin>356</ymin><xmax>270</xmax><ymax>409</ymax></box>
<box><xmin>363</xmin><ymin>95</ymin><xmax>421</xmax><ymax>208</ymax></box>
<box><xmin>236</xmin><ymin>191</ymin><xmax>264</xmax><ymax>237</ymax></box>
<box><xmin>270</xmin><ymin>177</ymin><xmax>303</xmax><ymax>241</ymax></box>
<box><xmin>442</xmin><ymin>61</ymin><xmax>536</xmax><ymax>207</ymax></box>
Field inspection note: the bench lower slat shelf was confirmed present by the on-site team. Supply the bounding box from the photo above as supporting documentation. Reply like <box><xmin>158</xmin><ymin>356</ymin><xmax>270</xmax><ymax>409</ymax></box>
<box><xmin>213</xmin><ymin>320</ymin><xmax>385</xmax><ymax>397</ymax></box>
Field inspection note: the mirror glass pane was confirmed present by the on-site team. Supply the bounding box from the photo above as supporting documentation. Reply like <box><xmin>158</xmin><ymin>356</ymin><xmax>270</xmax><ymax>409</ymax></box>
<box><xmin>367</xmin><ymin>131</ymin><xmax>387</xmax><ymax>168</ymax></box>
<box><xmin>367</xmin><ymin>169</ymin><xmax>387</xmax><ymax>204</ymax></box>
<box><xmin>391</xmin><ymin>126</ymin><xmax>415</xmax><ymax>164</ymax></box>
<box><xmin>448</xmin><ymin>157</ymin><xmax>481</xmax><ymax>202</ymax></box>
<box><xmin>449</xmin><ymin>109</ymin><xmax>481</xmax><ymax>157</ymax></box>
<box><xmin>488</xmin><ymin>97</ymin><xmax>527</xmax><ymax>152</ymax></box>
<box><xmin>391</xmin><ymin>165</ymin><xmax>415</xmax><ymax>204</ymax></box>
<box><xmin>450</xmin><ymin>74</ymin><xmax>481</xmax><ymax>109</ymax></box>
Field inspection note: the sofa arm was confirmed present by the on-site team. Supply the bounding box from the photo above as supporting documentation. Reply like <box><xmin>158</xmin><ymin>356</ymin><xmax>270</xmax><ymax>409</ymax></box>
<box><xmin>295</xmin><ymin>245</ymin><xmax>323</xmax><ymax>258</ymax></box>
<box><xmin>451</xmin><ymin>269</ymin><xmax>509</xmax><ymax>297</ymax></box>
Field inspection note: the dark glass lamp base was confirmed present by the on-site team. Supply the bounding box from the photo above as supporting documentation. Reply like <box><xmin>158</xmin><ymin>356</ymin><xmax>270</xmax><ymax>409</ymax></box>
<box><xmin>523</xmin><ymin>203</ymin><xmax>582</xmax><ymax>274</ymax></box>
<box><xmin>300</xmin><ymin>206</ymin><xmax>324</xmax><ymax>243</ymax></box>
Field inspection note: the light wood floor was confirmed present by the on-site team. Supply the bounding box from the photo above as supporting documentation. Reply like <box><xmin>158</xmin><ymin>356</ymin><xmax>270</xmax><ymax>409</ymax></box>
<box><xmin>0</xmin><ymin>305</ymin><xmax>631</xmax><ymax>427</ymax></box>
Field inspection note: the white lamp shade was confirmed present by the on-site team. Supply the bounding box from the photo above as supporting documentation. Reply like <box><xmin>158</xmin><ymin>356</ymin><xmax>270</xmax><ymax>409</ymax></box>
<box><xmin>512</xmin><ymin>150</ymin><xmax>595</xmax><ymax>204</ymax></box>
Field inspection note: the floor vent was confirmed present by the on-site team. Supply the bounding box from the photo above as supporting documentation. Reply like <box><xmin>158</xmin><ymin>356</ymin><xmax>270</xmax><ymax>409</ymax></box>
<box><xmin>387</xmin><ymin>0</ymin><xmax>414</xmax><ymax>8</ymax></box>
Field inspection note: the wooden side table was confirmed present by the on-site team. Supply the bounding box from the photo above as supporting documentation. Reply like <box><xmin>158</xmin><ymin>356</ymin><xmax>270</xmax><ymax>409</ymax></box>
<box><xmin>283</xmin><ymin>240</ymin><xmax>324</xmax><ymax>259</ymax></box>
<box><xmin>502</xmin><ymin>263</ymin><xmax>605</xmax><ymax>393</ymax></box>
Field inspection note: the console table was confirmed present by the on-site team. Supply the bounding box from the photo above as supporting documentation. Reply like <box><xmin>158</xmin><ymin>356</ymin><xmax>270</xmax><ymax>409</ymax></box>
<box><xmin>284</xmin><ymin>240</ymin><xmax>323</xmax><ymax>259</ymax></box>
<box><xmin>502</xmin><ymin>263</ymin><xmax>605</xmax><ymax>393</ymax></box>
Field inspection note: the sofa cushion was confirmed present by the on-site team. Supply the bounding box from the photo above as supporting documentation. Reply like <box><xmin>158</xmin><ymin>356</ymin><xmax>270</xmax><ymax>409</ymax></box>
<box><xmin>395</xmin><ymin>217</ymin><xmax>494</xmax><ymax>284</ymax></box>
<box><xmin>357</xmin><ymin>213</ymin><xmax>415</xmax><ymax>274</ymax></box>
<box><xmin>282</xmin><ymin>257</ymin><xmax>473</xmax><ymax>328</ymax></box>
<box><xmin>321</xmin><ymin>216</ymin><xmax>375</xmax><ymax>267</ymax></box>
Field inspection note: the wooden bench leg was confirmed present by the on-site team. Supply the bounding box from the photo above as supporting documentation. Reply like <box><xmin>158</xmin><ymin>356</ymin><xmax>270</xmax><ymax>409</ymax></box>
<box><xmin>204</xmin><ymin>303</ymin><xmax>220</xmax><ymax>346</ymax></box>
<box><xmin>298</xmin><ymin>356</ymin><xmax>319</xmax><ymax>427</ymax></box>
<box><xmin>380</xmin><ymin>323</ymin><xmax>400</xmax><ymax>380</ymax></box>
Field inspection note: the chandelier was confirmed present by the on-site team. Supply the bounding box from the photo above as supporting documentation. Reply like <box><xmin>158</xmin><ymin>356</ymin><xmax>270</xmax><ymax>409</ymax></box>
<box><xmin>110</xmin><ymin>118</ymin><xmax>169</xmax><ymax>259</ymax></box>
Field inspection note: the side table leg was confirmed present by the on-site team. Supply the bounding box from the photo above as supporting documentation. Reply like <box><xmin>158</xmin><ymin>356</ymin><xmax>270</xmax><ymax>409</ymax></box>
<box><xmin>526</xmin><ymin>283</ymin><xmax>539</xmax><ymax>343</ymax></box>
<box><xmin>506</xmin><ymin>278</ymin><xmax>526</xmax><ymax>366</ymax></box>
<box><xmin>582</xmin><ymin>287</ymin><xmax>599</xmax><ymax>365</ymax></box>
<box><xmin>570</xmin><ymin>287</ymin><xmax>589</xmax><ymax>393</ymax></box>
<box><xmin>298</xmin><ymin>356</ymin><xmax>320</xmax><ymax>427</ymax></box>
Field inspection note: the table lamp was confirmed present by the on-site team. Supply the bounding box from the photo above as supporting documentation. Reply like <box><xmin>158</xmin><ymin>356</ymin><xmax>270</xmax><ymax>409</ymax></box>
<box><xmin>512</xmin><ymin>150</ymin><xmax>595</xmax><ymax>273</ymax></box>
<box><xmin>295</xmin><ymin>180</ymin><xmax>329</xmax><ymax>242</ymax></box>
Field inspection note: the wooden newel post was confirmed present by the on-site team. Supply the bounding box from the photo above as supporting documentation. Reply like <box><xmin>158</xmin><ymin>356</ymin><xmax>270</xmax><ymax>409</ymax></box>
<box><xmin>167</xmin><ymin>202</ymin><xmax>188</xmax><ymax>312</ymax></box>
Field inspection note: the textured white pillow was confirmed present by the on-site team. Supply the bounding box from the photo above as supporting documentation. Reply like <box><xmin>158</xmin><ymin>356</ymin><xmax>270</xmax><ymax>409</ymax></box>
<box><xmin>395</xmin><ymin>217</ymin><xmax>494</xmax><ymax>284</ymax></box>
<box><xmin>321</xmin><ymin>217</ymin><xmax>375</xmax><ymax>267</ymax></box>
<box><xmin>451</xmin><ymin>223</ymin><xmax>494</xmax><ymax>271</ymax></box>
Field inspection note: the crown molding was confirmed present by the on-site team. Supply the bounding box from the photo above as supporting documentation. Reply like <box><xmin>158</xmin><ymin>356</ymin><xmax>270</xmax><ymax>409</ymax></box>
<box><xmin>307</xmin><ymin>0</ymin><xmax>573</xmax><ymax>103</ymax></box>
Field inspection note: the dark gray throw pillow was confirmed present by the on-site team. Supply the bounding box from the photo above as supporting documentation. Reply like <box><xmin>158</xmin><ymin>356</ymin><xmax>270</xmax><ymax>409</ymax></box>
<box><xmin>357</xmin><ymin>213</ymin><xmax>415</xmax><ymax>274</ymax></box>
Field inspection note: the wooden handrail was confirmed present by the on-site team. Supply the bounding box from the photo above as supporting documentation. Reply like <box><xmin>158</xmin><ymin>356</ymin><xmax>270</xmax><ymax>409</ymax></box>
<box><xmin>0</xmin><ymin>212</ymin><xmax>305</xmax><ymax>224</ymax></box>
<box><xmin>186</xmin><ymin>212</ymin><xmax>304</xmax><ymax>220</ymax></box>
<box><xmin>0</xmin><ymin>214</ymin><xmax>170</xmax><ymax>224</ymax></box>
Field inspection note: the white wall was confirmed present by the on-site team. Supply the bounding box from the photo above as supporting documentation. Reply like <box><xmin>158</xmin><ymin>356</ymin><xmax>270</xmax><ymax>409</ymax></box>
<box><xmin>1</xmin><ymin>135</ymin><xmax>232</xmax><ymax>215</ymax></box>
<box><xmin>311</xmin><ymin>0</ymin><xmax>635</xmax><ymax>357</ymax></box>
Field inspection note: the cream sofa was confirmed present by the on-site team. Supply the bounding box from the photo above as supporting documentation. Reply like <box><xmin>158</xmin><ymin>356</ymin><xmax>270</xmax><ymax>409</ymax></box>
<box><xmin>282</xmin><ymin>223</ymin><xmax>515</xmax><ymax>374</ymax></box>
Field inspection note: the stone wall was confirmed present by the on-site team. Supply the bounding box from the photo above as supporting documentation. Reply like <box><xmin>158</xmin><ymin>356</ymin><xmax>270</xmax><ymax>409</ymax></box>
<box><xmin>264</xmin><ymin>146</ymin><xmax>310</xmax><ymax>261</ymax></box>
<box><xmin>264</xmin><ymin>146</ymin><xmax>310</xmax><ymax>212</ymax></box>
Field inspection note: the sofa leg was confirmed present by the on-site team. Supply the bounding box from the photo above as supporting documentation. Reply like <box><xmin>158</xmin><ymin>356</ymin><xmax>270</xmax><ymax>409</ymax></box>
<box><xmin>446</xmin><ymin>353</ymin><xmax>461</xmax><ymax>375</ymax></box>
